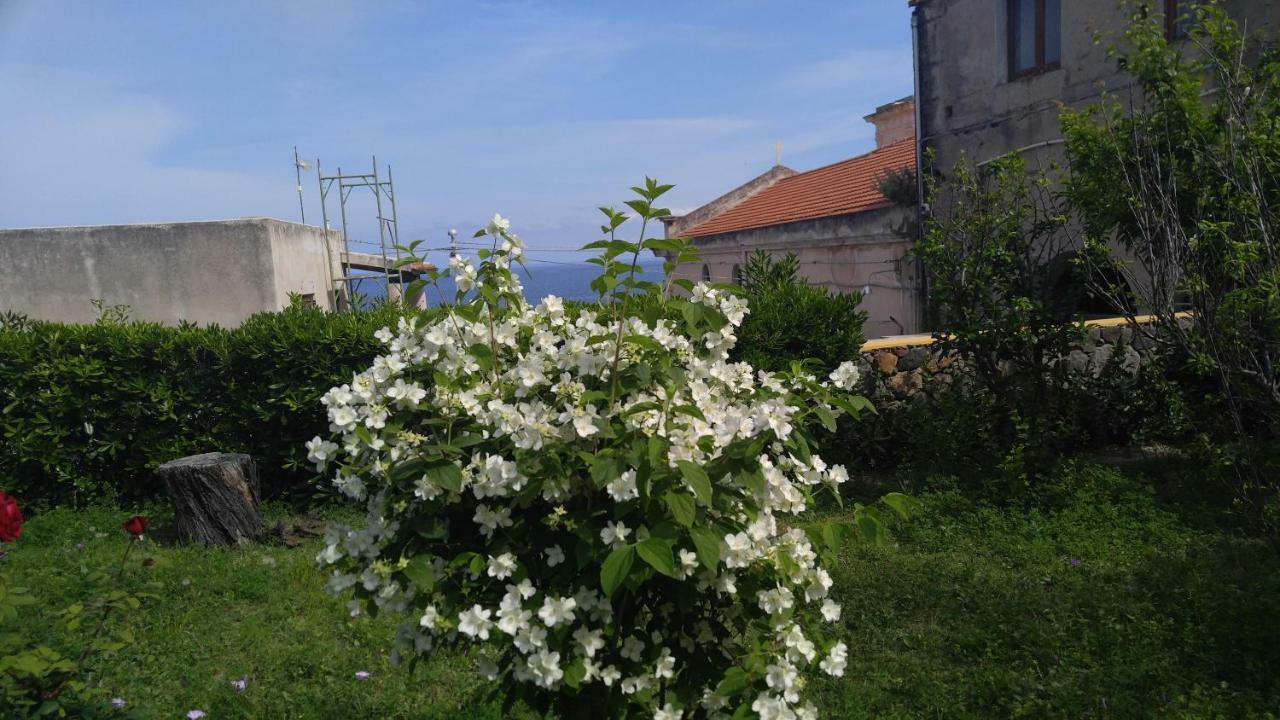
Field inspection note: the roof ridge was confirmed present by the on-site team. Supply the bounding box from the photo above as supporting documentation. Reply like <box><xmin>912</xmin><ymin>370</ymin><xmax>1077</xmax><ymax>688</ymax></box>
<box><xmin>684</xmin><ymin>137</ymin><xmax>915</xmax><ymax>238</ymax></box>
<box><xmin>775</xmin><ymin>136</ymin><xmax>915</xmax><ymax>182</ymax></box>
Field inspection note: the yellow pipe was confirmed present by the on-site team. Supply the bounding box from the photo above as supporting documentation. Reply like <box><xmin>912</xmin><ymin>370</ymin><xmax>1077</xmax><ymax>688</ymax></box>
<box><xmin>859</xmin><ymin>313</ymin><xmax>1190</xmax><ymax>353</ymax></box>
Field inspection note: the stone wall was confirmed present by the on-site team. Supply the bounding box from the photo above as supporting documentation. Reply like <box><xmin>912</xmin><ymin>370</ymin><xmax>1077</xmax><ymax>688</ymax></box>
<box><xmin>858</xmin><ymin>319</ymin><xmax>1159</xmax><ymax>403</ymax></box>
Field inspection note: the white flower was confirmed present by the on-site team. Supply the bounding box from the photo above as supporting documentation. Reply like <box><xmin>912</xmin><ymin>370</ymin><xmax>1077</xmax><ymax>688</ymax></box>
<box><xmin>751</xmin><ymin>693</ymin><xmax>791</xmax><ymax>720</ymax></box>
<box><xmin>419</xmin><ymin>605</ymin><xmax>442</xmax><ymax>630</ymax></box>
<box><xmin>486</xmin><ymin>213</ymin><xmax>511</xmax><ymax>236</ymax></box>
<box><xmin>601</xmin><ymin>521</ymin><xmax>631</xmax><ymax>549</ymax></box>
<box><xmin>497</xmin><ymin>607</ymin><xmax>532</xmax><ymax>636</ymax></box>
<box><xmin>757</xmin><ymin>587</ymin><xmax>794</xmax><ymax>616</ymax></box>
<box><xmin>678</xmin><ymin>549</ymin><xmax>699</xmax><ymax>576</ymax></box>
<box><xmin>654</xmin><ymin>703</ymin><xmax>682</xmax><ymax>720</ymax></box>
<box><xmin>766</xmin><ymin>662</ymin><xmax>798</xmax><ymax>692</ymax></box>
<box><xmin>599</xmin><ymin>666</ymin><xmax>622</xmax><ymax>686</ymax></box>
<box><xmin>722</xmin><ymin>532</ymin><xmax>754</xmax><ymax>568</ymax></box>
<box><xmin>544</xmin><ymin>545</ymin><xmax>565</xmax><ymax>567</ymax></box>
<box><xmin>473</xmin><ymin>504</ymin><xmax>512</xmax><ymax>538</ymax></box>
<box><xmin>654</xmin><ymin>647</ymin><xmax>676</xmax><ymax>680</ymax></box>
<box><xmin>606</xmin><ymin>469</ymin><xmax>639</xmax><ymax>502</ymax></box>
<box><xmin>458</xmin><ymin>604</ymin><xmax>493</xmax><ymax>640</ymax></box>
<box><xmin>829</xmin><ymin>360</ymin><xmax>862</xmax><ymax>390</ymax></box>
<box><xmin>488</xmin><ymin>553</ymin><xmax>517</xmax><ymax>580</ymax></box>
<box><xmin>821</xmin><ymin>599</ymin><xmax>842</xmax><ymax>622</ymax></box>
<box><xmin>305</xmin><ymin>436</ymin><xmax>340</xmax><ymax>469</ymax></box>
<box><xmin>620</xmin><ymin>635</ymin><xmax>645</xmax><ymax>662</ymax></box>
<box><xmin>819</xmin><ymin>641</ymin><xmax>848</xmax><ymax>677</ymax></box>
<box><xmin>509</xmin><ymin>578</ymin><xmax>536</xmax><ymax>599</ymax></box>
<box><xmin>527</xmin><ymin>649</ymin><xmax>563</xmax><ymax>688</ymax></box>
<box><xmin>537</xmin><ymin>595</ymin><xmax>577</xmax><ymax>627</ymax></box>
<box><xmin>573</xmin><ymin>626</ymin><xmax>605</xmax><ymax>657</ymax></box>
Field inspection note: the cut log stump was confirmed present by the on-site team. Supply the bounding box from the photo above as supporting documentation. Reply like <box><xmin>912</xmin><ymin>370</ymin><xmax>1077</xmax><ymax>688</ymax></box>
<box><xmin>159</xmin><ymin>452</ymin><xmax>263</xmax><ymax>546</ymax></box>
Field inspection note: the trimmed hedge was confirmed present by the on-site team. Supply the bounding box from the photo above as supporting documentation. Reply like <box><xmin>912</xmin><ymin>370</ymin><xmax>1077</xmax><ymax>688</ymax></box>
<box><xmin>0</xmin><ymin>302</ymin><xmax>418</xmax><ymax>504</ymax></box>
<box><xmin>1</xmin><ymin>285</ymin><xmax>869</xmax><ymax>505</ymax></box>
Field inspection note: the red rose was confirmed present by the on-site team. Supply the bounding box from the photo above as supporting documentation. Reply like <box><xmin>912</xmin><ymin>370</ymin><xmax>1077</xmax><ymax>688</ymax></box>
<box><xmin>122</xmin><ymin>515</ymin><xmax>148</xmax><ymax>537</ymax></box>
<box><xmin>0</xmin><ymin>492</ymin><xmax>22</xmax><ymax>543</ymax></box>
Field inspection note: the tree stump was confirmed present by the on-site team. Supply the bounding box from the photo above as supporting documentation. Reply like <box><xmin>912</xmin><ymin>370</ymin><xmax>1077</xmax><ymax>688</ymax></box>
<box><xmin>159</xmin><ymin>452</ymin><xmax>263</xmax><ymax>546</ymax></box>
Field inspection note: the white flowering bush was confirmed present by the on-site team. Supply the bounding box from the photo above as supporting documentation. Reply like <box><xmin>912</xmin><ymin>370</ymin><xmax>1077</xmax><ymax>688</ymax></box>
<box><xmin>311</xmin><ymin>179</ymin><xmax>899</xmax><ymax>719</ymax></box>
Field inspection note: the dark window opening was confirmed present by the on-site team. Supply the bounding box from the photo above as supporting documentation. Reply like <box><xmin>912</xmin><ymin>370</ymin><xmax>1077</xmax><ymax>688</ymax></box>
<box><xmin>1008</xmin><ymin>0</ymin><xmax>1061</xmax><ymax>80</ymax></box>
<box><xmin>1165</xmin><ymin>0</ymin><xmax>1194</xmax><ymax>40</ymax></box>
<box><xmin>701</xmin><ymin>264</ymin><xmax>711</xmax><ymax>282</ymax></box>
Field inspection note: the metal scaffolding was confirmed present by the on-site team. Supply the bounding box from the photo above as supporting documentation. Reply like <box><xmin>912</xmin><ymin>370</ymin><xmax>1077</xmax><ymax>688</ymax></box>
<box><xmin>314</xmin><ymin>156</ymin><xmax>406</xmax><ymax>307</ymax></box>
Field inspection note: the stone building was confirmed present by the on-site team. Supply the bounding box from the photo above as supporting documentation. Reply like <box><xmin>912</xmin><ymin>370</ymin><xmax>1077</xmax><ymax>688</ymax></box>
<box><xmin>909</xmin><ymin>0</ymin><xmax>1280</xmax><ymax>176</ymax></box>
<box><xmin>660</xmin><ymin>98</ymin><xmax>921</xmax><ymax>338</ymax></box>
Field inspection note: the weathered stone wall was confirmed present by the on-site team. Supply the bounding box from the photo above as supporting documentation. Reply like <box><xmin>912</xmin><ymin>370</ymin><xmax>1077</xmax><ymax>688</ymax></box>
<box><xmin>858</xmin><ymin>320</ymin><xmax>1158</xmax><ymax>403</ymax></box>
<box><xmin>914</xmin><ymin>0</ymin><xmax>1280</xmax><ymax>174</ymax></box>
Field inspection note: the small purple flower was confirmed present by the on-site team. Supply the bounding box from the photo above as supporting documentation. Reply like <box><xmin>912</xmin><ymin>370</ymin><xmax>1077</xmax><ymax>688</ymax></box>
<box><xmin>231</xmin><ymin>676</ymin><xmax>248</xmax><ymax>692</ymax></box>
<box><xmin>355</xmin><ymin>670</ymin><xmax>371</xmax><ymax>680</ymax></box>
<box><xmin>75</xmin><ymin>542</ymin><xmax>85</xmax><ymax>551</ymax></box>
<box><xmin>111</xmin><ymin>697</ymin><xmax>126</xmax><ymax>709</ymax></box>
<box><xmin>187</xmin><ymin>710</ymin><xmax>206</xmax><ymax>719</ymax></box>
<box><xmin>1069</xmin><ymin>558</ymin><xmax>1082</xmax><ymax>567</ymax></box>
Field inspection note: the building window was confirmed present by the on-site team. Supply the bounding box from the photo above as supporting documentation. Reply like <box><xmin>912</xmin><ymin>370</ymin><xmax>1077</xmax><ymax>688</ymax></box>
<box><xmin>732</xmin><ymin>264</ymin><xmax>743</xmax><ymax>285</ymax></box>
<box><xmin>1165</xmin><ymin>0</ymin><xmax>1194</xmax><ymax>39</ymax></box>
<box><xmin>701</xmin><ymin>264</ymin><xmax>711</xmax><ymax>282</ymax></box>
<box><xmin>1008</xmin><ymin>0</ymin><xmax>1061</xmax><ymax>80</ymax></box>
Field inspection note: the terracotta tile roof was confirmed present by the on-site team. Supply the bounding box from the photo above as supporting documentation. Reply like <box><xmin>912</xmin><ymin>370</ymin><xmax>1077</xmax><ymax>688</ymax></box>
<box><xmin>685</xmin><ymin>136</ymin><xmax>915</xmax><ymax>238</ymax></box>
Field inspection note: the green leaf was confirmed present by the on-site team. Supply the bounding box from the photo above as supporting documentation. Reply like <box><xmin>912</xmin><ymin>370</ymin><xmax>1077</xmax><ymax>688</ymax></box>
<box><xmin>590</xmin><ymin>457</ymin><xmax>621</xmax><ymax>489</ymax></box>
<box><xmin>563</xmin><ymin>658</ymin><xmax>587</xmax><ymax>689</ymax></box>
<box><xmin>671</xmin><ymin>404</ymin><xmax>706</xmax><ymax>421</ymax></box>
<box><xmin>716</xmin><ymin>667</ymin><xmax>751</xmax><ymax>697</ymax></box>
<box><xmin>881</xmin><ymin>491</ymin><xmax>923</xmax><ymax>519</ymax></box>
<box><xmin>855</xmin><ymin>512</ymin><xmax>885</xmax><ymax>545</ymax></box>
<box><xmin>821</xmin><ymin>522</ymin><xmax>841</xmax><ymax>553</ymax></box>
<box><xmin>664</xmin><ymin>491</ymin><xmax>696</xmax><ymax>527</ymax></box>
<box><xmin>737</xmin><ymin>467</ymin><xmax>765</xmax><ymax>496</ymax></box>
<box><xmin>689</xmin><ymin>527</ymin><xmax>722</xmax><ymax>571</ymax></box>
<box><xmin>600</xmin><ymin>545</ymin><xmax>635</xmax><ymax>597</ymax></box>
<box><xmin>424</xmin><ymin>462</ymin><xmax>463</xmax><ymax>493</ymax></box>
<box><xmin>814</xmin><ymin>405</ymin><xmax>838</xmax><ymax>432</ymax></box>
<box><xmin>677</xmin><ymin>460</ymin><xmax>713</xmax><ymax>505</ymax></box>
<box><xmin>636</xmin><ymin>538</ymin><xmax>678</xmax><ymax>578</ymax></box>
<box><xmin>403</xmin><ymin>555</ymin><xmax>436</xmax><ymax>591</ymax></box>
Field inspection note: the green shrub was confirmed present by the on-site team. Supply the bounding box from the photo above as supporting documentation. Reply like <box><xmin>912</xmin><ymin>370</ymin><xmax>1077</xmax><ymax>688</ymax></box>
<box><xmin>731</xmin><ymin>250</ymin><xmax>867</xmax><ymax>373</ymax></box>
<box><xmin>0</xmin><ymin>300</ymin><xmax>419</xmax><ymax>504</ymax></box>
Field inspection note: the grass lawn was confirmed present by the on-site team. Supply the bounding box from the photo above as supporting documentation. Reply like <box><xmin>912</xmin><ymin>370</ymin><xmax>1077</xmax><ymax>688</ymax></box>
<box><xmin>6</xmin><ymin>462</ymin><xmax>1280</xmax><ymax>718</ymax></box>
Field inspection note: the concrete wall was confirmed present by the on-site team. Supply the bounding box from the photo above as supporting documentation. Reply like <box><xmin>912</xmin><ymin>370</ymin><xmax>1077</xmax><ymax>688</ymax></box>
<box><xmin>265</xmin><ymin>220</ymin><xmax>338</xmax><ymax>310</ymax></box>
<box><xmin>914</xmin><ymin>0</ymin><xmax>1280</xmax><ymax>175</ymax></box>
<box><xmin>0</xmin><ymin>218</ymin><xmax>336</xmax><ymax>326</ymax></box>
<box><xmin>665</xmin><ymin>207</ymin><xmax>920</xmax><ymax>338</ymax></box>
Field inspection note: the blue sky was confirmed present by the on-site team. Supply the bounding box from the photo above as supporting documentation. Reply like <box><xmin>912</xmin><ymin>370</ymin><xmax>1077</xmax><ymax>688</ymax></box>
<box><xmin>0</xmin><ymin>1</ymin><xmax>913</xmax><ymax>261</ymax></box>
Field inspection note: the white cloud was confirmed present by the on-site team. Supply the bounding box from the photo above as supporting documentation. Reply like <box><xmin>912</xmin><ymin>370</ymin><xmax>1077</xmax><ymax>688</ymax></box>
<box><xmin>0</xmin><ymin>64</ymin><xmax>287</xmax><ymax>227</ymax></box>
